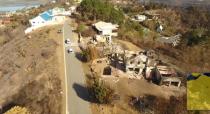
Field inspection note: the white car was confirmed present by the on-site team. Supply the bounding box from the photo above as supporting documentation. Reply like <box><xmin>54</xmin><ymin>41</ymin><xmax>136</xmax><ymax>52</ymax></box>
<box><xmin>67</xmin><ymin>48</ymin><xmax>74</xmax><ymax>53</ymax></box>
<box><xmin>65</xmin><ymin>39</ymin><xmax>71</xmax><ymax>44</ymax></box>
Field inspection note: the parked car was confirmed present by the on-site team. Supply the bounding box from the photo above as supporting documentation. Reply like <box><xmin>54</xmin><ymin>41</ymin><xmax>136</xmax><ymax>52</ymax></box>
<box><xmin>67</xmin><ymin>48</ymin><xmax>74</xmax><ymax>53</ymax></box>
<box><xmin>65</xmin><ymin>39</ymin><xmax>71</xmax><ymax>44</ymax></box>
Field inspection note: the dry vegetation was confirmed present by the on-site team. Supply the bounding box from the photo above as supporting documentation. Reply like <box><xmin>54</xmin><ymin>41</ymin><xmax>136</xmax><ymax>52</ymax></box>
<box><xmin>121</xmin><ymin>4</ymin><xmax>210</xmax><ymax>73</ymax></box>
<box><xmin>0</xmin><ymin>24</ymin><xmax>63</xmax><ymax>114</ymax></box>
<box><xmin>4</xmin><ymin>106</ymin><xmax>30</xmax><ymax>114</ymax></box>
<box><xmin>130</xmin><ymin>95</ymin><xmax>187</xmax><ymax>114</ymax></box>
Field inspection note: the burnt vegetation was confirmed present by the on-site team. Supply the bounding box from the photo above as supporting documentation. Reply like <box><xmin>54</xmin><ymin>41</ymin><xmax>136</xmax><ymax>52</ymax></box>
<box><xmin>130</xmin><ymin>95</ymin><xmax>187</xmax><ymax>114</ymax></box>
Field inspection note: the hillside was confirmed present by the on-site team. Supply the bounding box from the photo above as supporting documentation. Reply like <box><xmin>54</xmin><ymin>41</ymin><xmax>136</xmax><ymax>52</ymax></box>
<box><xmin>0</xmin><ymin>24</ymin><xmax>64</xmax><ymax>113</ymax></box>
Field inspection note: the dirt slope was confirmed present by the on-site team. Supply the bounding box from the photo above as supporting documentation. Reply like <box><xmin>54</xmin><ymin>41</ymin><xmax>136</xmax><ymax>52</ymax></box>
<box><xmin>0</xmin><ymin>25</ymin><xmax>63</xmax><ymax>114</ymax></box>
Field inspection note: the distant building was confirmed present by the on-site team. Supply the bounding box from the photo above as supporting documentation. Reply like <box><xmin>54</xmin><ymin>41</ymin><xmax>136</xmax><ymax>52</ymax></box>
<box><xmin>25</xmin><ymin>7</ymin><xmax>71</xmax><ymax>34</ymax></box>
<box><xmin>157</xmin><ymin>24</ymin><xmax>163</xmax><ymax>32</ymax></box>
<box><xmin>133</xmin><ymin>15</ymin><xmax>147</xmax><ymax>22</ymax></box>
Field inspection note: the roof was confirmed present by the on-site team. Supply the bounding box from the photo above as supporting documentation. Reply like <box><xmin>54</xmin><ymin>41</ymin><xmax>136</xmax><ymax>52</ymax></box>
<box><xmin>40</xmin><ymin>12</ymin><xmax>53</xmax><ymax>21</ymax></box>
<box><xmin>33</xmin><ymin>7</ymin><xmax>69</xmax><ymax>22</ymax></box>
<box><xmin>93</xmin><ymin>21</ymin><xmax>118</xmax><ymax>31</ymax></box>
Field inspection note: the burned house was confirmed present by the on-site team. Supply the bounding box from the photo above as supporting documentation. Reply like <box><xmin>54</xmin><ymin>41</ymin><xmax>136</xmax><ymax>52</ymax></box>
<box><xmin>161</xmin><ymin>77</ymin><xmax>181</xmax><ymax>87</ymax></box>
<box><xmin>157</xmin><ymin>65</ymin><xmax>181</xmax><ymax>87</ymax></box>
<box><xmin>124</xmin><ymin>50</ymin><xmax>157</xmax><ymax>78</ymax></box>
<box><xmin>125</xmin><ymin>51</ymin><xmax>147</xmax><ymax>77</ymax></box>
<box><xmin>144</xmin><ymin>64</ymin><xmax>182</xmax><ymax>87</ymax></box>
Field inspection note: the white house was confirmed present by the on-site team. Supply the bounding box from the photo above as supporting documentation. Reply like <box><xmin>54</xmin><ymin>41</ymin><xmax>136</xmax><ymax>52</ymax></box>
<box><xmin>25</xmin><ymin>7</ymin><xmax>71</xmax><ymax>34</ymax></box>
<box><xmin>93</xmin><ymin>21</ymin><xmax>119</xmax><ymax>44</ymax></box>
<box><xmin>93</xmin><ymin>21</ymin><xmax>118</xmax><ymax>36</ymax></box>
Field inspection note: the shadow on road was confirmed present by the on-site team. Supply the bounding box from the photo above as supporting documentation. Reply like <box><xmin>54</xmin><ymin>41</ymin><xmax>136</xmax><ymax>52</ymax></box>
<box><xmin>73</xmin><ymin>83</ymin><xmax>91</xmax><ymax>102</ymax></box>
<box><xmin>74</xmin><ymin>52</ymin><xmax>87</xmax><ymax>62</ymax></box>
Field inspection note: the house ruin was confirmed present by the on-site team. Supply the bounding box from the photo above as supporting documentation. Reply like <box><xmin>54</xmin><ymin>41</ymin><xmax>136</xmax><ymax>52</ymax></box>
<box><xmin>90</xmin><ymin>43</ymin><xmax>182</xmax><ymax>87</ymax></box>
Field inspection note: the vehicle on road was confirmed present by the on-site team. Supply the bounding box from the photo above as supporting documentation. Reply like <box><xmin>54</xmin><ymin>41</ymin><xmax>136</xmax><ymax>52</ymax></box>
<box><xmin>67</xmin><ymin>48</ymin><xmax>74</xmax><ymax>53</ymax></box>
<box><xmin>65</xmin><ymin>39</ymin><xmax>71</xmax><ymax>44</ymax></box>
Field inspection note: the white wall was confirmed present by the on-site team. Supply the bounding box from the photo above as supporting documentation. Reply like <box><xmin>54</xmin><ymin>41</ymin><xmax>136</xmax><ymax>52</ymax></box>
<box><xmin>29</xmin><ymin>16</ymin><xmax>46</xmax><ymax>27</ymax></box>
<box><xmin>101</xmin><ymin>29</ymin><xmax>112</xmax><ymax>35</ymax></box>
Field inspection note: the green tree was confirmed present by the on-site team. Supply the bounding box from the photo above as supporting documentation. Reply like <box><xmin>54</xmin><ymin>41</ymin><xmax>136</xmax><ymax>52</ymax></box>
<box><xmin>77</xmin><ymin>24</ymin><xmax>86</xmax><ymax>33</ymax></box>
<box><xmin>79</xmin><ymin>0</ymin><xmax>124</xmax><ymax>24</ymax></box>
<box><xmin>90</xmin><ymin>78</ymin><xmax>114</xmax><ymax>104</ymax></box>
<box><xmin>186</xmin><ymin>28</ymin><xmax>209</xmax><ymax>46</ymax></box>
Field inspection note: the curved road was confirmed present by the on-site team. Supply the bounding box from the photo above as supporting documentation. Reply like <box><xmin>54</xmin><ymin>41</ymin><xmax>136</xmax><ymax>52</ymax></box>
<box><xmin>63</xmin><ymin>21</ymin><xmax>91</xmax><ymax>114</ymax></box>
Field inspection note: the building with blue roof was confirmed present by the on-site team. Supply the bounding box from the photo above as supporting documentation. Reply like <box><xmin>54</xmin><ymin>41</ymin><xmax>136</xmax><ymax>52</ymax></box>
<box><xmin>25</xmin><ymin>7</ymin><xmax>71</xmax><ymax>34</ymax></box>
<box><xmin>40</xmin><ymin>12</ymin><xmax>53</xmax><ymax>21</ymax></box>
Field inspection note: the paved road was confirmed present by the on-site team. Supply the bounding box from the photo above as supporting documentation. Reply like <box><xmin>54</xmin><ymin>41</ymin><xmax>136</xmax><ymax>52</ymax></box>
<box><xmin>63</xmin><ymin>21</ymin><xmax>91</xmax><ymax>114</ymax></box>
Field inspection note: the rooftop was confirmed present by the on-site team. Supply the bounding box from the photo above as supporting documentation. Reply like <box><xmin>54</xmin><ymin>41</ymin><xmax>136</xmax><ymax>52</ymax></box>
<box><xmin>93</xmin><ymin>21</ymin><xmax>118</xmax><ymax>31</ymax></box>
<box><xmin>40</xmin><ymin>12</ymin><xmax>53</xmax><ymax>21</ymax></box>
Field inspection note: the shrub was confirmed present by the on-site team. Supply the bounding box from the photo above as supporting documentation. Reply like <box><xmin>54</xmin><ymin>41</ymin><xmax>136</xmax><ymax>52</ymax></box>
<box><xmin>4</xmin><ymin>106</ymin><xmax>30</xmax><ymax>114</ymax></box>
<box><xmin>80</xmin><ymin>46</ymin><xmax>100</xmax><ymax>62</ymax></box>
<box><xmin>184</xmin><ymin>28</ymin><xmax>209</xmax><ymax>46</ymax></box>
<box><xmin>77</xmin><ymin>24</ymin><xmax>86</xmax><ymax>33</ymax></box>
<box><xmin>89</xmin><ymin>78</ymin><xmax>114</xmax><ymax>104</ymax></box>
<box><xmin>130</xmin><ymin>95</ymin><xmax>187</xmax><ymax>114</ymax></box>
<box><xmin>80</xmin><ymin>48</ymin><xmax>90</xmax><ymax>62</ymax></box>
<box><xmin>119</xmin><ymin>20</ymin><xmax>144</xmax><ymax>41</ymax></box>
